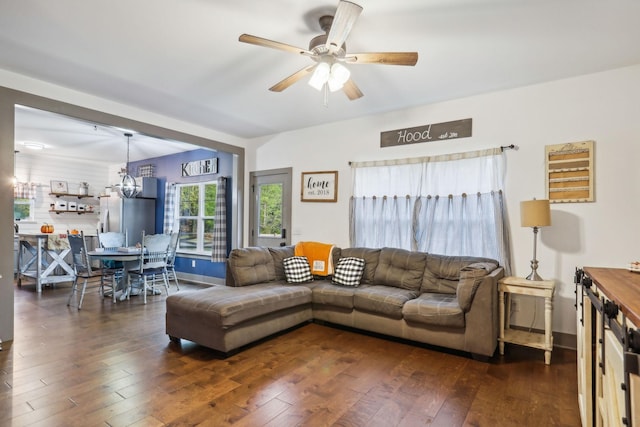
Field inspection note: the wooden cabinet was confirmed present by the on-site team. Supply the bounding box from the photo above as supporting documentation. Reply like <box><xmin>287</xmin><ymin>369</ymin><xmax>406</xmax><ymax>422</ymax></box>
<box><xmin>576</xmin><ymin>267</ymin><xmax>640</xmax><ymax>427</ymax></box>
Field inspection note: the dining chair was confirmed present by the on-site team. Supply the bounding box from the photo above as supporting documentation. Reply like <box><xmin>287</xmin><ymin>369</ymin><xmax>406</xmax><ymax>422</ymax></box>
<box><xmin>96</xmin><ymin>230</ymin><xmax>127</xmax><ymax>302</ymax></box>
<box><xmin>67</xmin><ymin>231</ymin><xmax>115</xmax><ymax>309</ymax></box>
<box><xmin>97</xmin><ymin>230</ymin><xmax>127</xmax><ymax>250</ymax></box>
<box><xmin>166</xmin><ymin>231</ymin><xmax>180</xmax><ymax>291</ymax></box>
<box><xmin>128</xmin><ymin>231</ymin><xmax>171</xmax><ymax>304</ymax></box>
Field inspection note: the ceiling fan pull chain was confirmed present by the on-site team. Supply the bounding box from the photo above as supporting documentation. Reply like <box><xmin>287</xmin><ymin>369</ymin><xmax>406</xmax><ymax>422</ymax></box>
<box><xmin>323</xmin><ymin>83</ymin><xmax>329</xmax><ymax>108</ymax></box>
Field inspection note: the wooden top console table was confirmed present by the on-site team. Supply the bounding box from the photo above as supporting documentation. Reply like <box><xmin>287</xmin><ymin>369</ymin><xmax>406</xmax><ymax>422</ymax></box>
<box><xmin>583</xmin><ymin>267</ymin><xmax>640</xmax><ymax>326</ymax></box>
<box><xmin>577</xmin><ymin>267</ymin><xmax>640</xmax><ymax>427</ymax></box>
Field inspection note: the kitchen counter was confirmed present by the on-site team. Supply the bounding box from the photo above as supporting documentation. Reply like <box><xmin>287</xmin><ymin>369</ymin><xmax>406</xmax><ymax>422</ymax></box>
<box><xmin>16</xmin><ymin>233</ymin><xmax>75</xmax><ymax>292</ymax></box>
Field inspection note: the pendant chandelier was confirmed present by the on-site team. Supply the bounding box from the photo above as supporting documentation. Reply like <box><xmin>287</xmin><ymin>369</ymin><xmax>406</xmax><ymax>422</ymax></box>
<box><xmin>115</xmin><ymin>132</ymin><xmax>139</xmax><ymax>198</ymax></box>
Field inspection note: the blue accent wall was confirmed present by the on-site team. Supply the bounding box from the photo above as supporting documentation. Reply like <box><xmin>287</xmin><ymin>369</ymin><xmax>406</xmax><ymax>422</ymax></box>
<box><xmin>128</xmin><ymin>148</ymin><xmax>233</xmax><ymax>280</ymax></box>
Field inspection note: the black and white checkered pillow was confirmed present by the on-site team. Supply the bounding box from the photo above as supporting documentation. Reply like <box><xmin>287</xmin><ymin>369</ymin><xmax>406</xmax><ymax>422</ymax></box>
<box><xmin>283</xmin><ymin>256</ymin><xmax>314</xmax><ymax>283</ymax></box>
<box><xmin>332</xmin><ymin>257</ymin><xmax>365</xmax><ymax>287</ymax></box>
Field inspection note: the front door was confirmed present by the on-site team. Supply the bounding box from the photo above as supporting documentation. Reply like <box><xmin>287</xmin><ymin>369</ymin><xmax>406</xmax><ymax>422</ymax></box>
<box><xmin>249</xmin><ymin>168</ymin><xmax>292</xmax><ymax>248</ymax></box>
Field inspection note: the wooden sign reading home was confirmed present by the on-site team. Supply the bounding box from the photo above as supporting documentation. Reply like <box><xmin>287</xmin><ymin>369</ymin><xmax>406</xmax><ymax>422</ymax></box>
<box><xmin>380</xmin><ymin>118</ymin><xmax>472</xmax><ymax>147</ymax></box>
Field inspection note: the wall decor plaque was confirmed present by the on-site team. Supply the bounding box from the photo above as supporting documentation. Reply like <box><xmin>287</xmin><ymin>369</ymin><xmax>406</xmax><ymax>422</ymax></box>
<box><xmin>545</xmin><ymin>140</ymin><xmax>594</xmax><ymax>203</ymax></box>
<box><xmin>181</xmin><ymin>158</ymin><xmax>218</xmax><ymax>177</ymax></box>
<box><xmin>301</xmin><ymin>171</ymin><xmax>338</xmax><ymax>202</ymax></box>
<box><xmin>380</xmin><ymin>118</ymin><xmax>472</xmax><ymax>147</ymax></box>
<box><xmin>50</xmin><ymin>180</ymin><xmax>68</xmax><ymax>194</ymax></box>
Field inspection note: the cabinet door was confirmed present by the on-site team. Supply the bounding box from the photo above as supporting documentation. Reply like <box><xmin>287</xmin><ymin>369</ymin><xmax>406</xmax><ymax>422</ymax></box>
<box><xmin>631</xmin><ymin>352</ymin><xmax>640</xmax><ymax>426</ymax></box>
<box><xmin>626</xmin><ymin>318</ymin><xmax>640</xmax><ymax>427</ymax></box>
<box><xmin>600</xmin><ymin>328</ymin><xmax>625</xmax><ymax>426</ymax></box>
<box><xmin>577</xmin><ymin>292</ymin><xmax>593</xmax><ymax>427</ymax></box>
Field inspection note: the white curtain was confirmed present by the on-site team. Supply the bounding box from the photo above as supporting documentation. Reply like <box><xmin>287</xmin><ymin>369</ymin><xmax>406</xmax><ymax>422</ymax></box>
<box><xmin>350</xmin><ymin>148</ymin><xmax>512</xmax><ymax>274</ymax></box>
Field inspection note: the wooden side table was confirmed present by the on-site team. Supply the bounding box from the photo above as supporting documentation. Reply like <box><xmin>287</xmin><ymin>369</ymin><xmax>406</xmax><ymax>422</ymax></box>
<box><xmin>498</xmin><ymin>276</ymin><xmax>555</xmax><ymax>365</ymax></box>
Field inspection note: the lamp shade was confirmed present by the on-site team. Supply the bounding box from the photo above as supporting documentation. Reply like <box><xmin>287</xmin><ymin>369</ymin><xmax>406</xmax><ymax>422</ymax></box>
<box><xmin>520</xmin><ymin>199</ymin><xmax>551</xmax><ymax>227</ymax></box>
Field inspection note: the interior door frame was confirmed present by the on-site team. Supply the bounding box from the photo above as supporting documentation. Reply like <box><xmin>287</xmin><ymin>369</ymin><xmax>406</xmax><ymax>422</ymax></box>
<box><xmin>0</xmin><ymin>86</ymin><xmax>245</xmax><ymax>343</ymax></box>
<box><xmin>249</xmin><ymin>167</ymin><xmax>292</xmax><ymax>248</ymax></box>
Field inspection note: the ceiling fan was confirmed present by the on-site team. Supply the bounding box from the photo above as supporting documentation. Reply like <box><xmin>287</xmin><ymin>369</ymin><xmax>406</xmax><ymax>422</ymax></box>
<box><xmin>239</xmin><ymin>0</ymin><xmax>418</xmax><ymax>103</ymax></box>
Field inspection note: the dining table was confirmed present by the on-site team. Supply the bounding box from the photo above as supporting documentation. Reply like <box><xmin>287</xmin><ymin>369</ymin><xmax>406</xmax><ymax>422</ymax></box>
<box><xmin>17</xmin><ymin>233</ymin><xmax>76</xmax><ymax>293</ymax></box>
<box><xmin>87</xmin><ymin>248</ymin><xmax>142</xmax><ymax>301</ymax></box>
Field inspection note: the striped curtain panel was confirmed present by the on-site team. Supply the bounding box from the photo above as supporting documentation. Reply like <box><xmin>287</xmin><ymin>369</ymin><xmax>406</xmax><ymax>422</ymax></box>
<box><xmin>14</xmin><ymin>182</ymin><xmax>37</xmax><ymax>199</ymax></box>
<box><xmin>211</xmin><ymin>177</ymin><xmax>227</xmax><ymax>262</ymax></box>
<box><xmin>163</xmin><ymin>182</ymin><xmax>177</xmax><ymax>234</ymax></box>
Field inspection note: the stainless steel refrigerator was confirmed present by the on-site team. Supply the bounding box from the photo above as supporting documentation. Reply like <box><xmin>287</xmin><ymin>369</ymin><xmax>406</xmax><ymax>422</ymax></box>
<box><xmin>100</xmin><ymin>184</ymin><xmax>156</xmax><ymax>246</ymax></box>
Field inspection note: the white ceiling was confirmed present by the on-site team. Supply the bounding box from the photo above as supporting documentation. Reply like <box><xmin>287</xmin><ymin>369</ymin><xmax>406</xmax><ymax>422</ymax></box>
<box><xmin>3</xmin><ymin>0</ymin><xmax>640</xmax><ymax>162</ymax></box>
<box><xmin>13</xmin><ymin>105</ymin><xmax>204</xmax><ymax>164</ymax></box>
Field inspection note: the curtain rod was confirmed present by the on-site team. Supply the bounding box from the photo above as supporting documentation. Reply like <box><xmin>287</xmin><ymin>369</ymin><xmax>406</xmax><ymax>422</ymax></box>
<box><xmin>348</xmin><ymin>145</ymin><xmax>518</xmax><ymax>166</ymax></box>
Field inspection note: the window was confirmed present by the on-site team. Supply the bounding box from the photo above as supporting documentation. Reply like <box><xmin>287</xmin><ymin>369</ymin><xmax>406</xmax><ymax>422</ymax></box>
<box><xmin>175</xmin><ymin>181</ymin><xmax>217</xmax><ymax>254</ymax></box>
<box><xmin>258</xmin><ymin>183</ymin><xmax>283</xmax><ymax>237</ymax></box>
<box><xmin>350</xmin><ymin>148</ymin><xmax>512</xmax><ymax>273</ymax></box>
<box><xmin>14</xmin><ymin>198</ymin><xmax>34</xmax><ymax>222</ymax></box>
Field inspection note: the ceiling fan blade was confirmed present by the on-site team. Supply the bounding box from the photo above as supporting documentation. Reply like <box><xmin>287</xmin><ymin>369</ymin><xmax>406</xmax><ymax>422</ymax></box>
<box><xmin>239</xmin><ymin>34</ymin><xmax>313</xmax><ymax>57</ymax></box>
<box><xmin>269</xmin><ymin>65</ymin><xmax>317</xmax><ymax>92</ymax></box>
<box><xmin>326</xmin><ymin>1</ymin><xmax>363</xmax><ymax>54</ymax></box>
<box><xmin>343</xmin><ymin>79</ymin><xmax>363</xmax><ymax>100</ymax></box>
<box><xmin>345</xmin><ymin>52</ymin><xmax>418</xmax><ymax>66</ymax></box>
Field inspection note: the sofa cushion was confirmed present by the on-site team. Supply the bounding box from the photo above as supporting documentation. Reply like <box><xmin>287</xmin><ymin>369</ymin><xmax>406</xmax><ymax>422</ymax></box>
<box><xmin>283</xmin><ymin>256</ymin><xmax>314</xmax><ymax>283</ymax></box>
<box><xmin>403</xmin><ymin>293</ymin><xmax>465</xmax><ymax>328</ymax></box>
<box><xmin>332</xmin><ymin>257</ymin><xmax>365</xmax><ymax>287</ymax></box>
<box><xmin>340</xmin><ymin>248</ymin><xmax>380</xmax><ymax>285</ymax></box>
<box><xmin>311</xmin><ymin>281</ymin><xmax>360</xmax><ymax>309</ymax></box>
<box><xmin>269</xmin><ymin>246</ymin><xmax>295</xmax><ymax>281</ymax></box>
<box><xmin>166</xmin><ymin>284</ymin><xmax>312</xmax><ymax>328</ymax></box>
<box><xmin>353</xmin><ymin>285</ymin><xmax>419</xmax><ymax>319</ymax></box>
<box><xmin>422</xmin><ymin>254</ymin><xmax>499</xmax><ymax>294</ymax></box>
<box><xmin>228</xmin><ymin>247</ymin><xmax>276</xmax><ymax>287</ymax></box>
<box><xmin>373</xmin><ymin>248</ymin><xmax>426</xmax><ymax>291</ymax></box>
<box><xmin>457</xmin><ymin>262</ymin><xmax>497</xmax><ymax>311</ymax></box>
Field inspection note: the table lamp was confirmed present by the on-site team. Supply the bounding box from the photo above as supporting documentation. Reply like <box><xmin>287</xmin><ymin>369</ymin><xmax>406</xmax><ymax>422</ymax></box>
<box><xmin>520</xmin><ymin>199</ymin><xmax>551</xmax><ymax>281</ymax></box>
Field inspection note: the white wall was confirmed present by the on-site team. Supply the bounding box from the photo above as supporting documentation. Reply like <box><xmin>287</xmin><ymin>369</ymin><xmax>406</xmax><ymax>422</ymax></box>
<box><xmin>248</xmin><ymin>64</ymin><xmax>640</xmax><ymax>337</ymax></box>
<box><xmin>14</xmin><ymin>152</ymin><xmax>111</xmax><ymax>235</ymax></box>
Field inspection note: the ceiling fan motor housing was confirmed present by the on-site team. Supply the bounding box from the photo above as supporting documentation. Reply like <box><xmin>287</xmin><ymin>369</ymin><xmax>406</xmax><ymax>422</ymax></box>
<box><xmin>309</xmin><ymin>15</ymin><xmax>347</xmax><ymax>57</ymax></box>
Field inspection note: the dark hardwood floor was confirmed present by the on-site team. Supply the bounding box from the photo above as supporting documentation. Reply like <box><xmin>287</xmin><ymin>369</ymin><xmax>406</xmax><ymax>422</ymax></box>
<box><xmin>1</xmin><ymin>279</ymin><xmax>580</xmax><ymax>426</ymax></box>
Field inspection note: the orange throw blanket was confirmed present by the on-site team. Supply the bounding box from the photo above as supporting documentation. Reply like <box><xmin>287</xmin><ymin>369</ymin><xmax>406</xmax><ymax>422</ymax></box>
<box><xmin>294</xmin><ymin>241</ymin><xmax>335</xmax><ymax>276</ymax></box>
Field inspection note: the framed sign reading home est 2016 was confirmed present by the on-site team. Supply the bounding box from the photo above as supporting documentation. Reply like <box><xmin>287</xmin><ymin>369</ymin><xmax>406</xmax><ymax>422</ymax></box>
<box><xmin>301</xmin><ymin>171</ymin><xmax>338</xmax><ymax>202</ymax></box>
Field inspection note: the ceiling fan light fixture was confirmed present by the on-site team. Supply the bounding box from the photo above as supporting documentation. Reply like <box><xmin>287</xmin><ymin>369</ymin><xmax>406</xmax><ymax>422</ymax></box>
<box><xmin>327</xmin><ymin>63</ymin><xmax>350</xmax><ymax>91</ymax></box>
<box><xmin>327</xmin><ymin>77</ymin><xmax>342</xmax><ymax>92</ymax></box>
<box><xmin>308</xmin><ymin>62</ymin><xmax>331</xmax><ymax>90</ymax></box>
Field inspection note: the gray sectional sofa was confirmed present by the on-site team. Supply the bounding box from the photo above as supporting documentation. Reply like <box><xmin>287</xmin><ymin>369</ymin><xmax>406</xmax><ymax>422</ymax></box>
<box><xmin>165</xmin><ymin>246</ymin><xmax>504</xmax><ymax>359</ymax></box>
